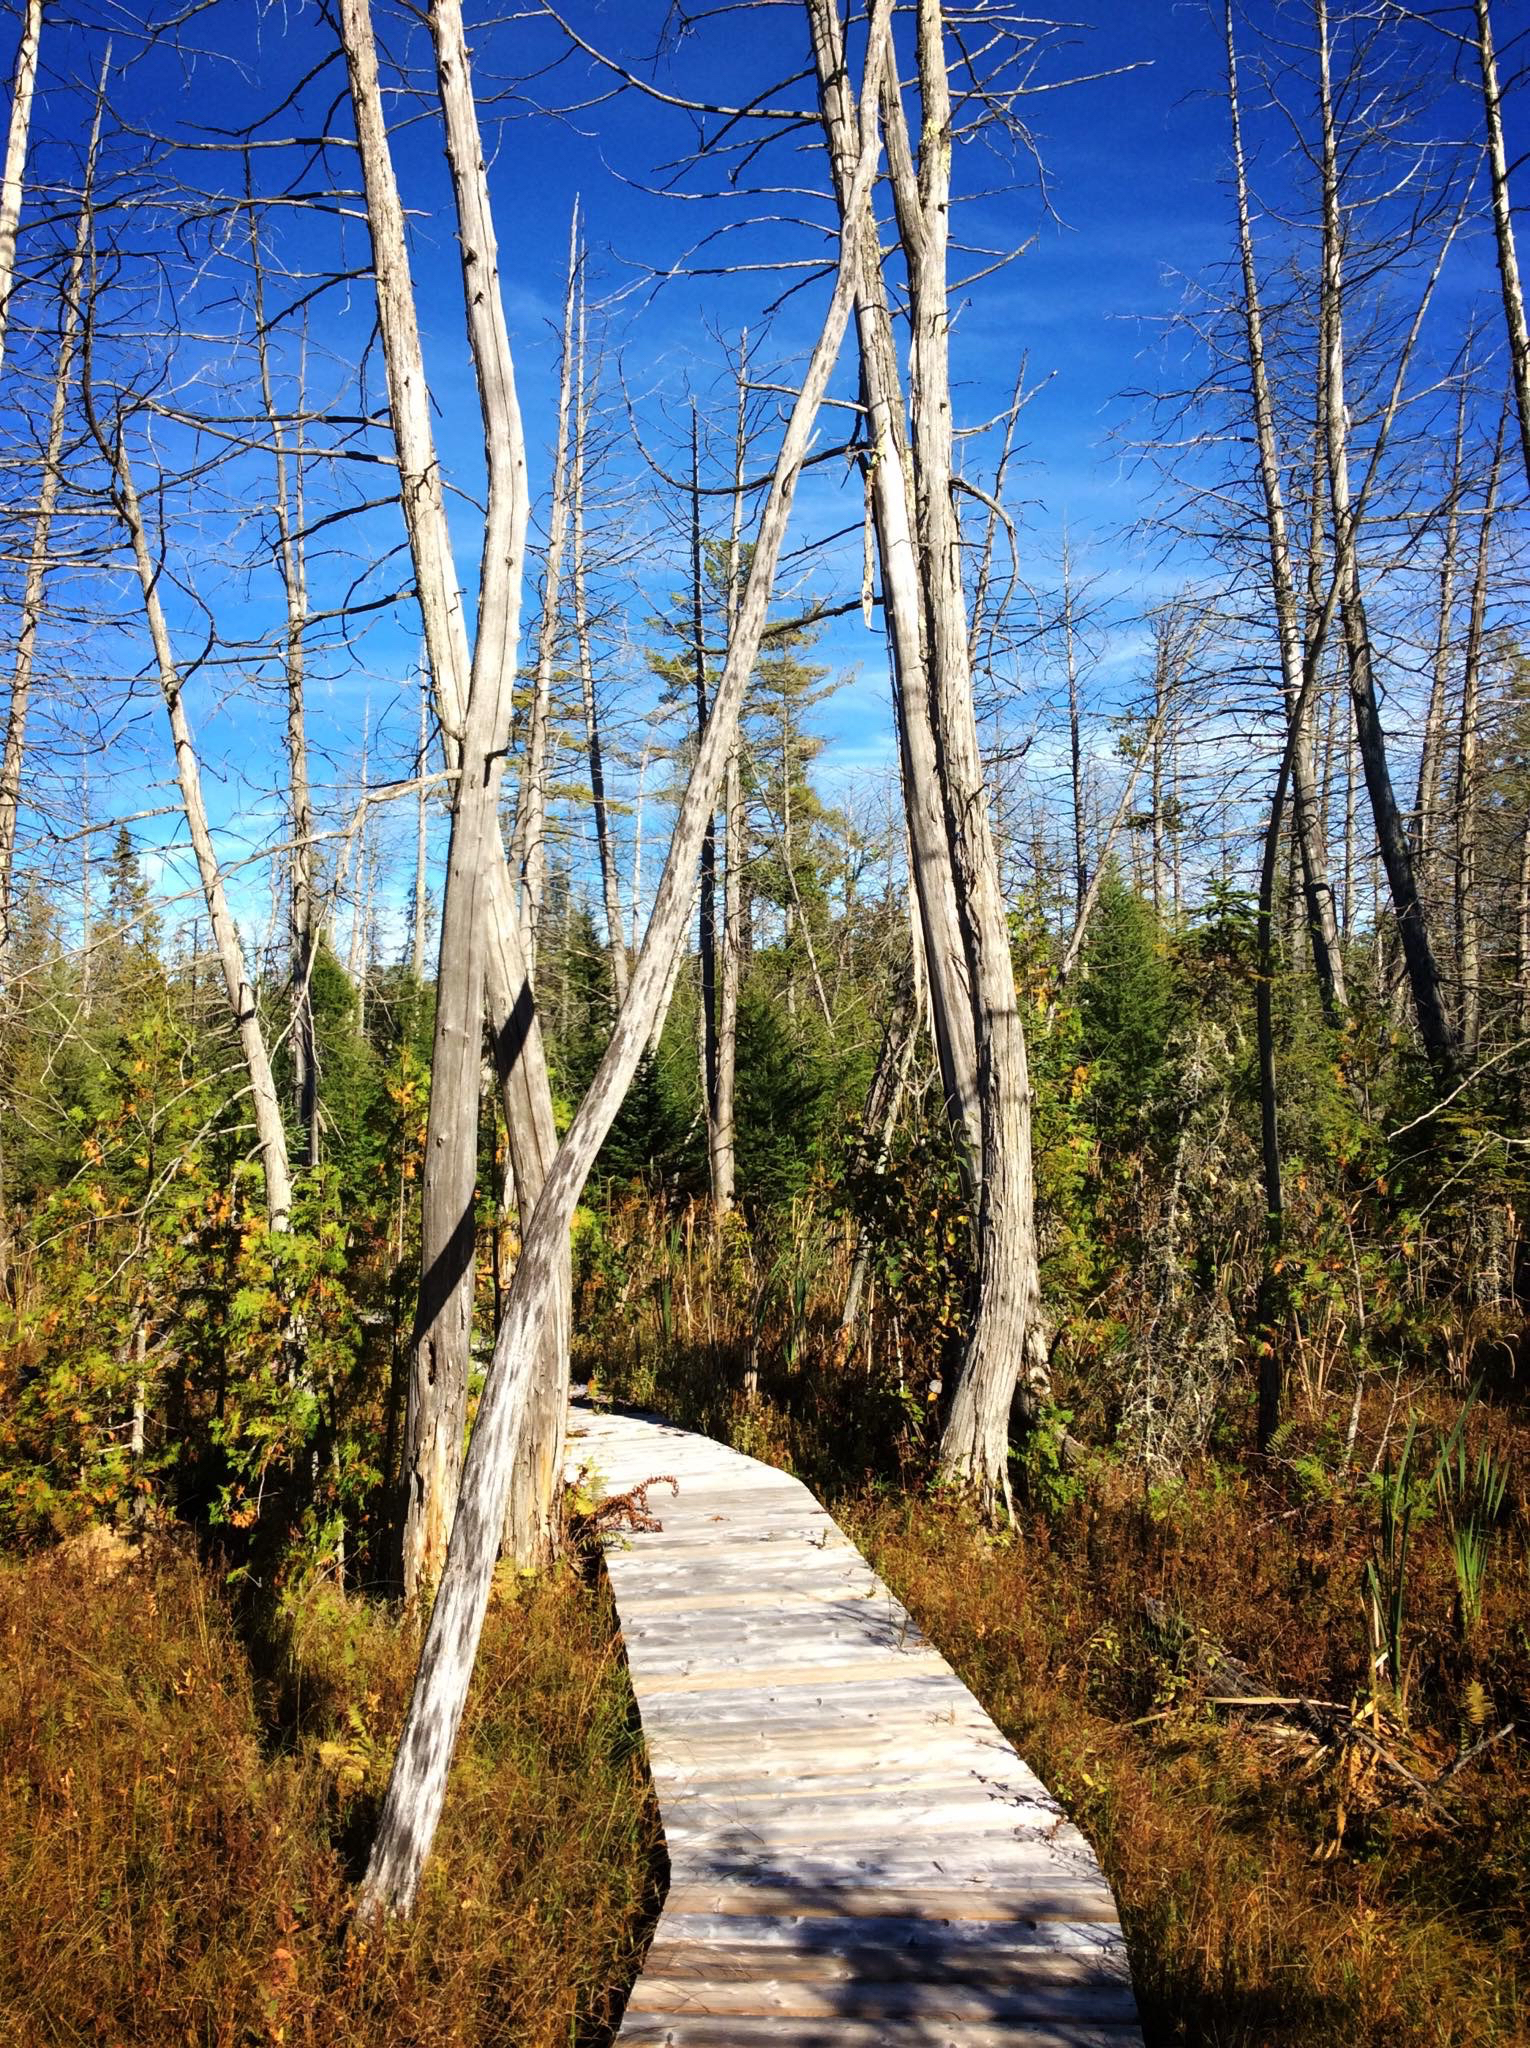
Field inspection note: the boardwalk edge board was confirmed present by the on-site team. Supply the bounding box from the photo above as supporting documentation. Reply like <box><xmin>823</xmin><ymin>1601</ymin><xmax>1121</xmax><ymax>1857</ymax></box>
<box><xmin>569</xmin><ymin>1403</ymin><xmax>1142</xmax><ymax>2045</ymax></box>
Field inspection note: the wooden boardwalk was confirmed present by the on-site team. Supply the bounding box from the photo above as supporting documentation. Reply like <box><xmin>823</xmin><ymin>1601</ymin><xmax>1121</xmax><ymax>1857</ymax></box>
<box><xmin>569</xmin><ymin>1404</ymin><xmax>1142</xmax><ymax>2047</ymax></box>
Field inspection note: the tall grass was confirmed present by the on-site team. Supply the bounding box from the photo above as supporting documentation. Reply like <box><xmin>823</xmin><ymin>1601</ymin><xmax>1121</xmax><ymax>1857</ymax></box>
<box><xmin>0</xmin><ymin>1537</ymin><xmax>660</xmax><ymax>2046</ymax></box>
<box><xmin>853</xmin><ymin>1484</ymin><xmax>1528</xmax><ymax>2048</ymax></box>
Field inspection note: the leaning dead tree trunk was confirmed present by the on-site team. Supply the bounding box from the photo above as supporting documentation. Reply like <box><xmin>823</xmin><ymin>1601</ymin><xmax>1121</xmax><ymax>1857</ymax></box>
<box><xmin>512</xmin><ymin>201</ymin><xmax>579</xmax><ymax>970</ymax></box>
<box><xmin>880</xmin><ymin>0</ymin><xmax>1046</xmax><ymax>1505</ymax></box>
<box><xmin>88</xmin><ymin>409</ymin><xmax>294</xmax><ymax>1232</ymax></box>
<box><xmin>1454</xmin><ymin>408</ymin><xmax>1505</xmax><ymax>1061</ymax></box>
<box><xmin>570</xmin><ymin>265</ymin><xmax>627</xmax><ymax>1006</ymax></box>
<box><xmin>1317</xmin><ymin>0</ymin><xmax>1457</xmax><ymax>1075</ymax></box>
<box><xmin>1226</xmin><ymin>0</ymin><xmax>1347</xmax><ymax>1024</ymax></box>
<box><xmin>246</xmin><ymin>163</ymin><xmax>319</xmax><ymax>1168</ymax></box>
<box><xmin>0</xmin><ymin>0</ymin><xmax>41</xmax><ymax>384</ymax></box>
<box><xmin>806</xmin><ymin>0</ymin><xmax>980</xmax><ymax>1171</ymax></box>
<box><xmin>710</xmin><ymin>336</ymin><xmax>749</xmax><ymax>1221</ymax></box>
<box><xmin>340</xmin><ymin>0</ymin><xmax>565</xmax><ymax>1590</ymax></box>
<box><xmin>0</xmin><ymin>74</ymin><xmax>99</xmax><ymax>976</ymax></box>
<box><xmin>355</xmin><ymin>12</ymin><xmax>889</xmax><ymax>1920</ymax></box>
<box><xmin>1475</xmin><ymin>0</ymin><xmax>1530</xmax><ymax>494</ymax></box>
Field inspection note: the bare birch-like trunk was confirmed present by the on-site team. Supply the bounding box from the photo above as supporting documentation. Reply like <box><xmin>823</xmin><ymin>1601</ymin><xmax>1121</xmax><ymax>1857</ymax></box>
<box><xmin>0</xmin><ymin>60</ymin><xmax>99</xmax><ymax>1292</ymax></box>
<box><xmin>354</xmin><ymin>19</ymin><xmax>889</xmax><ymax>1918</ymax></box>
<box><xmin>569</xmin><ymin>266</ymin><xmax>627</xmax><ymax>1006</ymax></box>
<box><xmin>689</xmin><ymin>406</ymin><xmax>722</xmax><ymax>1187</ymax></box>
<box><xmin>1475</xmin><ymin>0</ymin><xmax>1530</xmax><ymax>493</ymax></box>
<box><xmin>513</xmin><ymin>204</ymin><xmax>579</xmax><ymax>968</ymax></box>
<box><xmin>248</xmin><ymin>176</ymin><xmax>320</xmax><ymax>1165</ymax></box>
<box><xmin>881</xmin><ymin>0</ymin><xmax>1046</xmax><ymax>1503</ymax></box>
<box><xmin>1454</xmin><ymin>410</ymin><xmax>1505</xmax><ymax>1060</ymax></box>
<box><xmin>1414</xmin><ymin>381</ymin><xmax>1466</xmax><ymax>888</ymax></box>
<box><xmin>92</xmin><ymin>428</ymin><xmax>294</xmax><ymax>1231</ymax></box>
<box><xmin>1317</xmin><ymin>0</ymin><xmax>1457</xmax><ymax>1074</ymax></box>
<box><xmin>1226</xmin><ymin>0</ymin><xmax>1347</xmax><ymax>1024</ymax></box>
<box><xmin>0</xmin><ymin>79</ymin><xmax>98</xmax><ymax>973</ymax></box>
<box><xmin>1061</xmin><ymin>537</ymin><xmax>1087</xmax><ymax>923</ymax></box>
<box><xmin>0</xmin><ymin>0</ymin><xmax>41</xmax><ymax>383</ymax></box>
<box><xmin>805</xmin><ymin>0</ymin><xmax>980</xmax><ymax>1168</ymax></box>
<box><xmin>710</xmin><ymin>343</ymin><xmax>749</xmax><ymax>1221</ymax></box>
<box><xmin>340</xmin><ymin>0</ymin><xmax>565</xmax><ymax>1592</ymax></box>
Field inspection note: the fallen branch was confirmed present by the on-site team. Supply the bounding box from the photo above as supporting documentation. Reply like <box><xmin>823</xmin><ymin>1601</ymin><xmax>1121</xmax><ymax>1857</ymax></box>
<box><xmin>1437</xmin><ymin>1721</ymin><xmax>1518</xmax><ymax>1784</ymax></box>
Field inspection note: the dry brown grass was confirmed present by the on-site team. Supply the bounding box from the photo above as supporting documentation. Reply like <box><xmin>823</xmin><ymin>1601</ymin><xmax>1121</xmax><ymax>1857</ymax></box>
<box><xmin>0</xmin><ymin>1537</ymin><xmax>660</xmax><ymax>2046</ymax></box>
<box><xmin>848</xmin><ymin>1455</ymin><xmax>1530</xmax><ymax>2048</ymax></box>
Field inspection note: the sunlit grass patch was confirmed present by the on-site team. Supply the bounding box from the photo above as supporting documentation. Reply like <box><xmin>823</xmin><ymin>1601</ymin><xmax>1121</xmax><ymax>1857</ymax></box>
<box><xmin>0</xmin><ymin>1537</ymin><xmax>660</xmax><ymax>2046</ymax></box>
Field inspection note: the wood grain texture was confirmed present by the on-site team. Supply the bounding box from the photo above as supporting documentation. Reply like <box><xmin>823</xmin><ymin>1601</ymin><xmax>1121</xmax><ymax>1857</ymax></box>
<box><xmin>569</xmin><ymin>1405</ymin><xmax>1140</xmax><ymax>2044</ymax></box>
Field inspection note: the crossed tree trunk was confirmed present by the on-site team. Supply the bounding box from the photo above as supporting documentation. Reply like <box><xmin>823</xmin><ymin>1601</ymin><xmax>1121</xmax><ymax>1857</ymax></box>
<box><xmin>355</xmin><ymin>0</ymin><xmax>893</xmax><ymax>1919</ymax></box>
<box><xmin>807</xmin><ymin>0</ymin><xmax>1045</xmax><ymax>1509</ymax></box>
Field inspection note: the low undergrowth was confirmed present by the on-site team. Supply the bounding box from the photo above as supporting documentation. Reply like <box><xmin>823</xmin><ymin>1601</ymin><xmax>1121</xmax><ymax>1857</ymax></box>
<box><xmin>0</xmin><ymin>1535</ymin><xmax>659</xmax><ymax>2047</ymax></box>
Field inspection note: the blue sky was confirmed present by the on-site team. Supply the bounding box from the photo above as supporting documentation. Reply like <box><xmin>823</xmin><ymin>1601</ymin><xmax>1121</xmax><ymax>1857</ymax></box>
<box><xmin>9</xmin><ymin>0</ymin><xmax>1522</xmax><ymax>952</ymax></box>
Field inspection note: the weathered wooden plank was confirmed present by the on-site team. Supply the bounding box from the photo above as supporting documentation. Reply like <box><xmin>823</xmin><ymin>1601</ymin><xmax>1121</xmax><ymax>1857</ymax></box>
<box><xmin>630</xmin><ymin>1671</ymin><xmax>985</xmax><ymax>1716</ymax></box>
<box><xmin>657</xmin><ymin>1797</ymin><xmax>1072</xmax><ymax>1848</ymax></box>
<box><xmin>649</xmin><ymin>1916</ymin><xmax>1128</xmax><ymax>1956</ymax></box>
<box><xmin>632</xmin><ymin>1653</ymin><xmax>953</xmax><ymax>1697</ymax></box>
<box><xmin>625</xmin><ymin>1974</ymin><xmax>1139</xmax><ymax>2022</ymax></box>
<box><xmin>566</xmin><ymin>1404</ymin><xmax>1138</xmax><ymax>2047</ymax></box>
<box><xmin>658</xmin><ymin>1886</ymin><xmax>1122</xmax><ymax>1926</ymax></box>
<box><xmin>644</xmin><ymin>1729</ymin><xmax>1035</xmax><ymax>1774</ymax></box>
<box><xmin>617</xmin><ymin>2018</ymin><xmax>1142</xmax><ymax>2047</ymax></box>
<box><xmin>664</xmin><ymin>1851</ymin><xmax>1110</xmax><ymax>1895</ymax></box>
<box><xmin>652</xmin><ymin>1767</ymin><xmax>1050</xmax><ymax>1807</ymax></box>
<box><xmin>642</xmin><ymin>1942</ymin><xmax>1134</xmax><ymax>1986</ymax></box>
<box><xmin>611</xmin><ymin>1602</ymin><xmax>927</xmax><ymax>1642</ymax></box>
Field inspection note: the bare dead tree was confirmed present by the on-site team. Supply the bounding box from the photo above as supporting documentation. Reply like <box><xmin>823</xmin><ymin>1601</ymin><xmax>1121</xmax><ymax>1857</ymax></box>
<box><xmin>881</xmin><ymin>0</ymin><xmax>1050</xmax><ymax>1502</ymax></box>
<box><xmin>512</xmin><ymin>201</ymin><xmax>579</xmax><ymax>969</ymax></box>
<box><xmin>569</xmin><ymin>254</ymin><xmax>627</xmax><ymax>1006</ymax></box>
<box><xmin>687</xmin><ymin>401</ymin><xmax>723</xmax><ymax>1191</ymax></box>
<box><xmin>1454</xmin><ymin>405</ymin><xmax>1506</xmax><ymax>1059</ymax></box>
<box><xmin>1415</xmin><ymin>376</ymin><xmax>1468</xmax><ymax>887</ymax></box>
<box><xmin>84</xmin><ymin>387</ymin><xmax>294</xmax><ymax>1233</ymax></box>
<box><xmin>1225</xmin><ymin>0</ymin><xmax>1348</xmax><ymax>1025</ymax></box>
<box><xmin>354</xmin><ymin>5</ymin><xmax>891</xmax><ymax>1918</ymax></box>
<box><xmin>1317</xmin><ymin>0</ymin><xmax>1458</xmax><ymax>1074</ymax></box>
<box><xmin>805</xmin><ymin>0</ymin><xmax>981</xmax><ymax>1173</ymax></box>
<box><xmin>339</xmin><ymin>0</ymin><xmax>565</xmax><ymax>1592</ymax></box>
<box><xmin>1060</xmin><ymin>533</ymin><xmax>1089</xmax><ymax>923</ymax></box>
<box><xmin>245</xmin><ymin>161</ymin><xmax>319</xmax><ymax>1167</ymax></box>
<box><xmin>710</xmin><ymin>331</ymin><xmax>750</xmax><ymax>1221</ymax></box>
<box><xmin>1474</xmin><ymin>0</ymin><xmax>1530</xmax><ymax>491</ymax></box>
<box><xmin>0</xmin><ymin>0</ymin><xmax>41</xmax><ymax>382</ymax></box>
<box><xmin>0</xmin><ymin>62</ymin><xmax>102</xmax><ymax>981</ymax></box>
